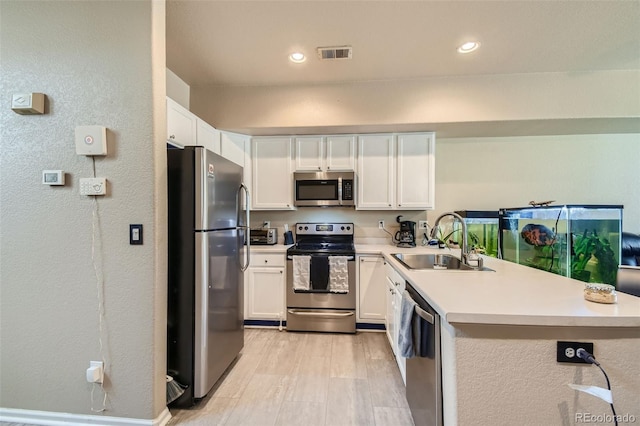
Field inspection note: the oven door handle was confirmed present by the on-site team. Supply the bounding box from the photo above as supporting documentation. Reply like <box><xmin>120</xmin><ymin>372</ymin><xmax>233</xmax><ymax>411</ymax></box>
<box><xmin>287</xmin><ymin>255</ymin><xmax>354</xmax><ymax>260</ymax></box>
<box><xmin>287</xmin><ymin>309</ymin><xmax>354</xmax><ymax>318</ymax></box>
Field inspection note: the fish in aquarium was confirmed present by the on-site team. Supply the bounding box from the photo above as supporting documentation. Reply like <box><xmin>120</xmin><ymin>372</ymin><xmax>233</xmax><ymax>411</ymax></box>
<box><xmin>521</xmin><ymin>224</ymin><xmax>556</xmax><ymax>246</ymax></box>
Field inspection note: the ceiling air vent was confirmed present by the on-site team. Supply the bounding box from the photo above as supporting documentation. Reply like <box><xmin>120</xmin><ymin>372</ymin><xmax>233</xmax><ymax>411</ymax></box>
<box><xmin>317</xmin><ymin>46</ymin><xmax>352</xmax><ymax>60</ymax></box>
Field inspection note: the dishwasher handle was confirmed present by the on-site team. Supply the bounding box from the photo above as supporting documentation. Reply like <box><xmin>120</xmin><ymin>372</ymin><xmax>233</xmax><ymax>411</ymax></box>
<box><xmin>414</xmin><ymin>305</ymin><xmax>434</xmax><ymax>324</ymax></box>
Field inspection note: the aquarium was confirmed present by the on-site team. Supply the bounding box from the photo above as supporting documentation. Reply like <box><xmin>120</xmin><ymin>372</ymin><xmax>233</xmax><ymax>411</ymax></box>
<box><xmin>499</xmin><ymin>205</ymin><xmax>623</xmax><ymax>285</ymax></box>
<box><xmin>455</xmin><ymin>211</ymin><xmax>500</xmax><ymax>258</ymax></box>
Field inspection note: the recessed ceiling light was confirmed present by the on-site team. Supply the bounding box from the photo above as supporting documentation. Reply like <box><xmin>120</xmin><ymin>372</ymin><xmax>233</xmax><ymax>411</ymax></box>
<box><xmin>457</xmin><ymin>41</ymin><xmax>480</xmax><ymax>54</ymax></box>
<box><xmin>289</xmin><ymin>52</ymin><xmax>306</xmax><ymax>63</ymax></box>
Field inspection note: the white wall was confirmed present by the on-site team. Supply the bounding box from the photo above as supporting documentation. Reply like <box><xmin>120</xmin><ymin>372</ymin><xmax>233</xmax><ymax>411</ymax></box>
<box><xmin>435</xmin><ymin>134</ymin><xmax>640</xmax><ymax>233</ymax></box>
<box><xmin>0</xmin><ymin>1</ymin><xmax>167</xmax><ymax>422</ymax></box>
<box><xmin>191</xmin><ymin>70</ymin><xmax>640</xmax><ymax>137</ymax></box>
<box><xmin>166</xmin><ymin>68</ymin><xmax>190</xmax><ymax>109</ymax></box>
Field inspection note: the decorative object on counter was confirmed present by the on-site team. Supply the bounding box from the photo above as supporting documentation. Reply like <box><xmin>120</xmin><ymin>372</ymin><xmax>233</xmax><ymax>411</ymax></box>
<box><xmin>584</xmin><ymin>283</ymin><xmax>617</xmax><ymax>304</ymax></box>
<box><xmin>499</xmin><ymin>205</ymin><xmax>623</xmax><ymax>285</ymax></box>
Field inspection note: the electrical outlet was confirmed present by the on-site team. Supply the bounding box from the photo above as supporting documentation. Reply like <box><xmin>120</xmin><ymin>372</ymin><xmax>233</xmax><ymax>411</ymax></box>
<box><xmin>557</xmin><ymin>341</ymin><xmax>594</xmax><ymax>363</ymax></box>
<box><xmin>378</xmin><ymin>220</ymin><xmax>384</xmax><ymax>229</ymax></box>
<box><xmin>419</xmin><ymin>220</ymin><xmax>428</xmax><ymax>229</ymax></box>
<box><xmin>263</xmin><ymin>221</ymin><xmax>270</xmax><ymax>228</ymax></box>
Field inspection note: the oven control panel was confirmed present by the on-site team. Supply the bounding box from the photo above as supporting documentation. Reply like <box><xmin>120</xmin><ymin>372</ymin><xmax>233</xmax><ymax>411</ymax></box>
<box><xmin>295</xmin><ymin>223</ymin><xmax>354</xmax><ymax>235</ymax></box>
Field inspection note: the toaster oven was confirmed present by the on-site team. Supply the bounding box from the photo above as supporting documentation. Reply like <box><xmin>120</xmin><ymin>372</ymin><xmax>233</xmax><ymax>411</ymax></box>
<box><xmin>250</xmin><ymin>228</ymin><xmax>277</xmax><ymax>245</ymax></box>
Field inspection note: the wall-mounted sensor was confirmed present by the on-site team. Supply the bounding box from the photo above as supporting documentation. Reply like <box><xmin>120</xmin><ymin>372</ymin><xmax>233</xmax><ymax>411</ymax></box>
<box><xmin>75</xmin><ymin>126</ymin><xmax>107</xmax><ymax>156</ymax></box>
<box><xmin>12</xmin><ymin>93</ymin><xmax>45</xmax><ymax>115</ymax></box>
<box><xmin>42</xmin><ymin>170</ymin><xmax>65</xmax><ymax>186</ymax></box>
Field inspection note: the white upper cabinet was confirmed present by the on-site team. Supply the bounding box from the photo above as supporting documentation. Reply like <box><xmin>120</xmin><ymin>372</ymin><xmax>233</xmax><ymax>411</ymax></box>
<box><xmin>166</xmin><ymin>97</ymin><xmax>196</xmax><ymax>146</ymax></box>
<box><xmin>396</xmin><ymin>133</ymin><xmax>435</xmax><ymax>209</ymax></box>
<box><xmin>295</xmin><ymin>136</ymin><xmax>356</xmax><ymax>172</ymax></box>
<box><xmin>196</xmin><ymin>118</ymin><xmax>221</xmax><ymax>155</ymax></box>
<box><xmin>325</xmin><ymin>136</ymin><xmax>356</xmax><ymax>171</ymax></box>
<box><xmin>357</xmin><ymin>132</ymin><xmax>435</xmax><ymax>210</ymax></box>
<box><xmin>251</xmin><ymin>137</ymin><xmax>295</xmax><ymax>210</ymax></box>
<box><xmin>221</xmin><ymin>131</ymin><xmax>249</xmax><ymax>167</ymax></box>
<box><xmin>357</xmin><ymin>134</ymin><xmax>395</xmax><ymax>209</ymax></box>
<box><xmin>294</xmin><ymin>136</ymin><xmax>324</xmax><ymax>171</ymax></box>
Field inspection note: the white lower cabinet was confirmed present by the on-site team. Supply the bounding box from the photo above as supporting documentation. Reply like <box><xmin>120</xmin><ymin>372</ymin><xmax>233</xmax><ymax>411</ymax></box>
<box><xmin>386</xmin><ymin>261</ymin><xmax>407</xmax><ymax>384</ymax></box>
<box><xmin>245</xmin><ymin>253</ymin><xmax>286</xmax><ymax>322</ymax></box>
<box><xmin>357</xmin><ymin>255</ymin><xmax>387</xmax><ymax>323</ymax></box>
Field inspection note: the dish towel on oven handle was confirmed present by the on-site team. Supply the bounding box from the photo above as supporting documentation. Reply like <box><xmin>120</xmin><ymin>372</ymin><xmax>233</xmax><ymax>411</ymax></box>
<box><xmin>328</xmin><ymin>256</ymin><xmax>349</xmax><ymax>293</ymax></box>
<box><xmin>292</xmin><ymin>255</ymin><xmax>311</xmax><ymax>291</ymax></box>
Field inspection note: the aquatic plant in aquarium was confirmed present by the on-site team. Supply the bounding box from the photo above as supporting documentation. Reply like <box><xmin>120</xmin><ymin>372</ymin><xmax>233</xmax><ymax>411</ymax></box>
<box><xmin>455</xmin><ymin>211</ymin><xmax>499</xmax><ymax>258</ymax></box>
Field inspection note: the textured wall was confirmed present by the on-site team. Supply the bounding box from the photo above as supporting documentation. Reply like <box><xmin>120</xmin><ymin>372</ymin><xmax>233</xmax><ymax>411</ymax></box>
<box><xmin>441</xmin><ymin>323</ymin><xmax>640</xmax><ymax>425</ymax></box>
<box><xmin>0</xmin><ymin>0</ymin><xmax>167</xmax><ymax>421</ymax></box>
<box><xmin>190</xmin><ymin>70</ymin><xmax>640</xmax><ymax>136</ymax></box>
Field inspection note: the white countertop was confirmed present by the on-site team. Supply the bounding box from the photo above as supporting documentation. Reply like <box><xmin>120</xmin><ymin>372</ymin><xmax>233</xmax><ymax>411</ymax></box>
<box><xmin>250</xmin><ymin>244</ymin><xmax>291</xmax><ymax>253</ymax></box>
<box><xmin>356</xmin><ymin>244</ymin><xmax>640</xmax><ymax>328</ymax></box>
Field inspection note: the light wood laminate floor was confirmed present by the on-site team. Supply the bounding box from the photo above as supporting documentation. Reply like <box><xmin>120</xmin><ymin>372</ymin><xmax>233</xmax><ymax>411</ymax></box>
<box><xmin>169</xmin><ymin>328</ymin><xmax>414</xmax><ymax>426</ymax></box>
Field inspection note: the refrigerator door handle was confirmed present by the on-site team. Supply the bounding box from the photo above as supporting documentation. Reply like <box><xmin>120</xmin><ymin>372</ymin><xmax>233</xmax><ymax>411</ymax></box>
<box><xmin>238</xmin><ymin>183</ymin><xmax>251</xmax><ymax>272</ymax></box>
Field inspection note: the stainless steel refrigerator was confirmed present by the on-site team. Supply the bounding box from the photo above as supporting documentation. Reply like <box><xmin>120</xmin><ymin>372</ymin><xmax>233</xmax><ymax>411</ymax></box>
<box><xmin>167</xmin><ymin>146</ymin><xmax>250</xmax><ymax>407</ymax></box>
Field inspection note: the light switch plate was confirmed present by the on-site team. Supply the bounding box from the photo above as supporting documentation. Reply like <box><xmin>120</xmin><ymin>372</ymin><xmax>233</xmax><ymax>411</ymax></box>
<box><xmin>75</xmin><ymin>126</ymin><xmax>107</xmax><ymax>156</ymax></box>
<box><xmin>80</xmin><ymin>178</ymin><xmax>107</xmax><ymax>196</ymax></box>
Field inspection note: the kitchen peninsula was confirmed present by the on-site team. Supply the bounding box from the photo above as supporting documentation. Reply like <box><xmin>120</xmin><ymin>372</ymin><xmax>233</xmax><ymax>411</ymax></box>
<box><xmin>358</xmin><ymin>244</ymin><xmax>640</xmax><ymax>425</ymax></box>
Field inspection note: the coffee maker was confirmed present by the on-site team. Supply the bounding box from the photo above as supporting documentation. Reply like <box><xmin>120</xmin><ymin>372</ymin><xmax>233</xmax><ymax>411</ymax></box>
<box><xmin>394</xmin><ymin>215</ymin><xmax>416</xmax><ymax>247</ymax></box>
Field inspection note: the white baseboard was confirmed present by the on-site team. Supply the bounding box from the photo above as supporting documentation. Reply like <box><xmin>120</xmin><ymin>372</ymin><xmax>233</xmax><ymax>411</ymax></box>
<box><xmin>0</xmin><ymin>407</ymin><xmax>171</xmax><ymax>426</ymax></box>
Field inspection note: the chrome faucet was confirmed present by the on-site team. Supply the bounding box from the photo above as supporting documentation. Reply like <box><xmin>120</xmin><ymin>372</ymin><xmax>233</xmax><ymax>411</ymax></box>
<box><xmin>430</xmin><ymin>212</ymin><xmax>479</xmax><ymax>268</ymax></box>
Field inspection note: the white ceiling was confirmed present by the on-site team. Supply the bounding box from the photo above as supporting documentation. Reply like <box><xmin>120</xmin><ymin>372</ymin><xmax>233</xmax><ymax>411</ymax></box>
<box><xmin>166</xmin><ymin>0</ymin><xmax>640</xmax><ymax>88</ymax></box>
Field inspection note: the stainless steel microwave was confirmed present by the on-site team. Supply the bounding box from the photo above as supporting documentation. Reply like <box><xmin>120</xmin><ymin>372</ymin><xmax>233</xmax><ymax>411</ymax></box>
<box><xmin>294</xmin><ymin>171</ymin><xmax>355</xmax><ymax>207</ymax></box>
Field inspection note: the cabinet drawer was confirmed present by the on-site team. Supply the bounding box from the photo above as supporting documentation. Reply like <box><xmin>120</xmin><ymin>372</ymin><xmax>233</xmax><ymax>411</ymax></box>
<box><xmin>385</xmin><ymin>262</ymin><xmax>404</xmax><ymax>288</ymax></box>
<box><xmin>251</xmin><ymin>253</ymin><xmax>286</xmax><ymax>267</ymax></box>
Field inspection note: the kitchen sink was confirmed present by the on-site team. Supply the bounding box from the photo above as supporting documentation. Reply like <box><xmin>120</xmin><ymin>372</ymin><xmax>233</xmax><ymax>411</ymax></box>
<box><xmin>392</xmin><ymin>253</ymin><xmax>494</xmax><ymax>271</ymax></box>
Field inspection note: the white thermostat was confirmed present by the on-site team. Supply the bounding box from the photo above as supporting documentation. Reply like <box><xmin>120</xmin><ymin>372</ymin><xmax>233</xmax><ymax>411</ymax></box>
<box><xmin>42</xmin><ymin>170</ymin><xmax>65</xmax><ymax>185</ymax></box>
<box><xmin>75</xmin><ymin>126</ymin><xmax>107</xmax><ymax>156</ymax></box>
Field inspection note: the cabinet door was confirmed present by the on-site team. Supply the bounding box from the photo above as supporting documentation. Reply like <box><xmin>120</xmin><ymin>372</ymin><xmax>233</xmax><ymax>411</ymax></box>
<box><xmin>246</xmin><ymin>267</ymin><xmax>285</xmax><ymax>320</ymax></box>
<box><xmin>326</xmin><ymin>136</ymin><xmax>356</xmax><ymax>171</ymax></box>
<box><xmin>357</xmin><ymin>256</ymin><xmax>387</xmax><ymax>322</ymax></box>
<box><xmin>196</xmin><ymin>118</ymin><xmax>221</xmax><ymax>155</ymax></box>
<box><xmin>294</xmin><ymin>136</ymin><xmax>323</xmax><ymax>171</ymax></box>
<box><xmin>396</xmin><ymin>132</ymin><xmax>435</xmax><ymax>209</ymax></box>
<box><xmin>393</xmin><ymin>279</ymin><xmax>406</xmax><ymax>384</ymax></box>
<box><xmin>357</xmin><ymin>135</ymin><xmax>394</xmax><ymax>210</ymax></box>
<box><xmin>221</xmin><ymin>131</ymin><xmax>248</xmax><ymax>167</ymax></box>
<box><xmin>385</xmin><ymin>276</ymin><xmax>396</xmax><ymax>349</ymax></box>
<box><xmin>251</xmin><ymin>137</ymin><xmax>294</xmax><ymax>210</ymax></box>
<box><xmin>166</xmin><ymin>97</ymin><xmax>196</xmax><ymax>146</ymax></box>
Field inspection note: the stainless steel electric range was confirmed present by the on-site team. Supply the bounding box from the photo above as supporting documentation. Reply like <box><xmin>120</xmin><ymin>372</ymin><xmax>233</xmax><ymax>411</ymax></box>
<box><xmin>286</xmin><ymin>223</ymin><xmax>356</xmax><ymax>333</ymax></box>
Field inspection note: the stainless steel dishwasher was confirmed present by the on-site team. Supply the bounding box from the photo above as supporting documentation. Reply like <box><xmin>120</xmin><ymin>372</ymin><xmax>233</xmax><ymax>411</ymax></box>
<box><xmin>405</xmin><ymin>282</ymin><xmax>443</xmax><ymax>426</ymax></box>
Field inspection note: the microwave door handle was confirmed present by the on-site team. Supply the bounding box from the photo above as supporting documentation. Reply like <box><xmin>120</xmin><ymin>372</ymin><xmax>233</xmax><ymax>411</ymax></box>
<box><xmin>338</xmin><ymin>177</ymin><xmax>343</xmax><ymax>205</ymax></box>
